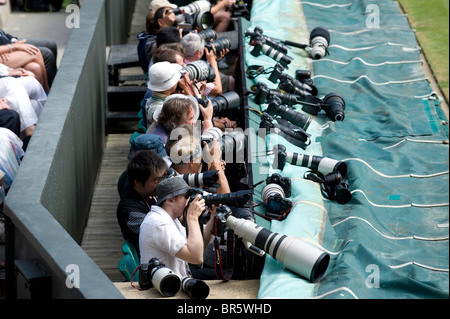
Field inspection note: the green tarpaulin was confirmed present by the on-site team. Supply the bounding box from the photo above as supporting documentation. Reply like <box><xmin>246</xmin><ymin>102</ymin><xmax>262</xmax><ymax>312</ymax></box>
<box><xmin>243</xmin><ymin>0</ymin><xmax>449</xmax><ymax>299</ymax></box>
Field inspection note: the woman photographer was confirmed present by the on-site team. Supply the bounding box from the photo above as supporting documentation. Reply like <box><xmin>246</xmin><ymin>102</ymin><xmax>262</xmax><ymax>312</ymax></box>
<box><xmin>152</xmin><ymin>93</ymin><xmax>214</xmax><ymax>144</ymax></box>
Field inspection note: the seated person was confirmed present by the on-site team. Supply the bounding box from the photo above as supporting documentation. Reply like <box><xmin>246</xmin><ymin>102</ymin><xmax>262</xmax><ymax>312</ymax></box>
<box><xmin>181</xmin><ymin>32</ymin><xmax>235</xmax><ymax>95</ymax></box>
<box><xmin>211</xmin><ymin>0</ymin><xmax>236</xmax><ymax>33</ymax></box>
<box><xmin>166</xmin><ymin>124</ymin><xmax>230</xmax><ymax>194</ymax></box>
<box><xmin>145</xmin><ymin>61</ymin><xmax>184</xmax><ymax>131</ymax></box>
<box><xmin>181</xmin><ymin>32</ymin><xmax>223</xmax><ymax>96</ymax></box>
<box><xmin>139</xmin><ymin>177</ymin><xmax>217</xmax><ymax>278</ymax></box>
<box><xmin>152</xmin><ymin>93</ymin><xmax>213</xmax><ymax>144</ymax></box>
<box><xmin>153</xmin><ymin>42</ymin><xmax>186</xmax><ymax>65</ymax></box>
<box><xmin>0</xmin><ymin>74</ymin><xmax>47</xmax><ymax>150</ymax></box>
<box><xmin>0</xmin><ymin>108</ymin><xmax>20</xmax><ymax>138</ymax></box>
<box><xmin>0</xmin><ymin>42</ymin><xmax>50</xmax><ymax>93</ymax></box>
<box><xmin>145</xmin><ymin>61</ymin><xmax>199</xmax><ymax>133</ymax></box>
<box><xmin>116</xmin><ymin>149</ymin><xmax>169</xmax><ymax>253</ymax></box>
<box><xmin>146</xmin><ymin>25</ymin><xmax>181</xmax><ymax>73</ymax></box>
<box><xmin>137</xmin><ymin>2</ymin><xmax>178</xmax><ymax>72</ymax></box>
<box><xmin>118</xmin><ymin>133</ymin><xmax>171</xmax><ymax>199</ymax></box>
<box><xmin>0</xmin><ymin>126</ymin><xmax>24</xmax><ymax>203</ymax></box>
<box><xmin>0</xmin><ymin>28</ymin><xmax>57</xmax><ymax>87</ymax></box>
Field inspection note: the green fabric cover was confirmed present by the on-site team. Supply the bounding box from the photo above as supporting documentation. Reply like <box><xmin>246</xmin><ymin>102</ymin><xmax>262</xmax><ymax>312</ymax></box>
<box><xmin>243</xmin><ymin>0</ymin><xmax>449</xmax><ymax>299</ymax></box>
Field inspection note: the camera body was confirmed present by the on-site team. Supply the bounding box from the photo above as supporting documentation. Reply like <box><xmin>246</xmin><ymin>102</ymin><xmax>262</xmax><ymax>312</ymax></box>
<box><xmin>262</xmin><ymin>173</ymin><xmax>293</xmax><ymax>219</ymax></box>
<box><xmin>188</xmin><ymin>188</ymin><xmax>252</xmax><ymax>208</ymax></box>
<box><xmin>320</xmin><ymin>171</ymin><xmax>351</xmax><ymax>204</ymax></box>
<box><xmin>253</xmin><ymin>82</ymin><xmax>302</xmax><ymax>106</ymax></box>
<box><xmin>265</xmin><ymin>173</ymin><xmax>291</xmax><ymax>198</ymax></box>
<box><xmin>260</xmin><ymin>112</ymin><xmax>311</xmax><ymax>150</ymax></box>
<box><xmin>211</xmin><ymin>205</ymin><xmax>233</xmax><ymax>236</ymax></box>
<box><xmin>186</xmin><ymin>187</ymin><xmax>252</xmax><ymax>223</ymax></box>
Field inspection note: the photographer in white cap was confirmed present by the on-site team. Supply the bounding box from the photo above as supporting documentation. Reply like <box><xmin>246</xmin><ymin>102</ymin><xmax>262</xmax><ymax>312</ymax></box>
<box><xmin>145</xmin><ymin>61</ymin><xmax>191</xmax><ymax>131</ymax></box>
<box><xmin>139</xmin><ymin>177</ymin><xmax>217</xmax><ymax>278</ymax></box>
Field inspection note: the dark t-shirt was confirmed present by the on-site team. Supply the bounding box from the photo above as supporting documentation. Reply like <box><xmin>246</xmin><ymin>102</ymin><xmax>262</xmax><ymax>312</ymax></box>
<box><xmin>116</xmin><ymin>171</ymin><xmax>156</xmax><ymax>254</ymax></box>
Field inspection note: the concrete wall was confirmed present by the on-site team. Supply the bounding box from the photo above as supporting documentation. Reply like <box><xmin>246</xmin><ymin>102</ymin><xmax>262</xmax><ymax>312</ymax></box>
<box><xmin>3</xmin><ymin>0</ymin><xmax>134</xmax><ymax>299</ymax></box>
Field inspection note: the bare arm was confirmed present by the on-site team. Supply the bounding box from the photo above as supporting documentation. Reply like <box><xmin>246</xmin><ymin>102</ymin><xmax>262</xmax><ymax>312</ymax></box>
<box><xmin>175</xmin><ymin>195</ymin><xmax>206</xmax><ymax>264</ymax></box>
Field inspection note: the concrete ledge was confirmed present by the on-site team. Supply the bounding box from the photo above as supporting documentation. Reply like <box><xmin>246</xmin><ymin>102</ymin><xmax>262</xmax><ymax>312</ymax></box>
<box><xmin>114</xmin><ymin>280</ymin><xmax>260</xmax><ymax>299</ymax></box>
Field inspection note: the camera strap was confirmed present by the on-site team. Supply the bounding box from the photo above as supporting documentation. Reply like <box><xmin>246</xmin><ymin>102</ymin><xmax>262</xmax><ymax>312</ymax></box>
<box><xmin>304</xmin><ymin>170</ymin><xmax>339</xmax><ymax>201</ymax></box>
<box><xmin>130</xmin><ymin>264</ymin><xmax>143</xmax><ymax>290</ymax></box>
<box><xmin>246</xmin><ymin>65</ymin><xmax>273</xmax><ymax>80</ymax></box>
<box><xmin>213</xmin><ymin>218</ymin><xmax>235</xmax><ymax>281</ymax></box>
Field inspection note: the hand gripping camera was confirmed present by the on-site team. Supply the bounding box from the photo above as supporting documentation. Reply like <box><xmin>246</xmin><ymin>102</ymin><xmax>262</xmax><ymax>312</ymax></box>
<box><xmin>196</xmin><ymin>91</ymin><xmax>241</xmax><ymax>117</ymax></box>
<box><xmin>212</xmin><ymin>205</ymin><xmax>330</xmax><ymax>282</ymax></box>
<box><xmin>187</xmin><ymin>187</ymin><xmax>252</xmax><ymax>208</ymax></box>
<box><xmin>261</xmin><ymin>173</ymin><xmax>293</xmax><ymax>219</ymax></box>
<box><xmin>201</xmin><ymin>127</ymin><xmax>247</xmax><ymax>160</ymax></box>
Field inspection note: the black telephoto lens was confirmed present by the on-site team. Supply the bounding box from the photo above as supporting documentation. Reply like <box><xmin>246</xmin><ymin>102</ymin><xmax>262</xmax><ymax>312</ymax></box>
<box><xmin>182</xmin><ymin>277</ymin><xmax>210</xmax><ymax>299</ymax></box>
<box><xmin>203</xmin><ymin>190</ymin><xmax>252</xmax><ymax>207</ymax></box>
<box><xmin>323</xmin><ymin>93</ymin><xmax>345</xmax><ymax>121</ymax></box>
<box><xmin>211</xmin><ymin>91</ymin><xmax>240</xmax><ymax>115</ymax></box>
<box><xmin>198</xmin><ymin>29</ymin><xmax>217</xmax><ymax>41</ymax></box>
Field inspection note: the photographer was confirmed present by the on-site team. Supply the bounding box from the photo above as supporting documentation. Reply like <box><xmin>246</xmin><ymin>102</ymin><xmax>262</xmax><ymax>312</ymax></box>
<box><xmin>152</xmin><ymin>94</ymin><xmax>214</xmax><ymax>144</ymax></box>
<box><xmin>145</xmin><ymin>61</ymin><xmax>199</xmax><ymax>132</ymax></box>
<box><xmin>139</xmin><ymin>177</ymin><xmax>217</xmax><ymax>278</ymax></box>
<box><xmin>181</xmin><ymin>32</ymin><xmax>225</xmax><ymax>96</ymax></box>
<box><xmin>116</xmin><ymin>149</ymin><xmax>169</xmax><ymax>253</ymax></box>
<box><xmin>165</xmin><ymin>124</ymin><xmax>230</xmax><ymax>194</ymax></box>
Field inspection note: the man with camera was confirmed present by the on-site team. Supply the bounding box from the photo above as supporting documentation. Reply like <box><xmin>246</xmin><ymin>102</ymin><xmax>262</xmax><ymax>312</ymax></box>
<box><xmin>165</xmin><ymin>124</ymin><xmax>231</xmax><ymax>194</ymax></box>
<box><xmin>116</xmin><ymin>148</ymin><xmax>169</xmax><ymax>253</ymax></box>
<box><xmin>139</xmin><ymin>177</ymin><xmax>217</xmax><ymax>278</ymax></box>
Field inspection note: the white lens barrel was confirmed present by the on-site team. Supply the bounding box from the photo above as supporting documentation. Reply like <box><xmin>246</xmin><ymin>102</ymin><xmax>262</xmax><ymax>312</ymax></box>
<box><xmin>285</xmin><ymin>151</ymin><xmax>347</xmax><ymax>177</ymax></box>
<box><xmin>182</xmin><ymin>0</ymin><xmax>211</xmax><ymax>14</ymax></box>
<box><xmin>308</xmin><ymin>36</ymin><xmax>328</xmax><ymax>59</ymax></box>
<box><xmin>151</xmin><ymin>267</ymin><xmax>181</xmax><ymax>297</ymax></box>
<box><xmin>225</xmin><ymin>215</ymin><xmax>329</xmax><ymax>282</ymax></box>
<box><xmin>261</xmin><ymin>183</ymin><xmax>285</xmax><ymax>200</ymax></box>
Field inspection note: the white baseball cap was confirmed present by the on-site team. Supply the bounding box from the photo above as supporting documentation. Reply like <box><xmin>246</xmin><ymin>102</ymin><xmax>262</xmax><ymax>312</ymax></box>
<box><xmin>149</xmin><ymin>0</ymin><xmax>178</xmax><ymax>11</ymax></box>
<box><xmin>147</xmin><ymin>61</ymin><xmax>183</xmax><ymax>92</ymax></box>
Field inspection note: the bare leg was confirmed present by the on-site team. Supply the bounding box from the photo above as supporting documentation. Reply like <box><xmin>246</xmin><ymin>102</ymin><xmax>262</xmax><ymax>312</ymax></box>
<box><xmin>3</xmin><ymin>51</ymin><xmax>50</xmax><ymax>93</ymax></box>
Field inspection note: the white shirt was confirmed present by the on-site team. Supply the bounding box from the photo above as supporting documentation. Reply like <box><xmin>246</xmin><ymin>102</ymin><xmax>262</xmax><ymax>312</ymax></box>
<box><xmin>139</xmin><ymin>205</ymin><xmax>189</xmax><ymax>278</ymax></box>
